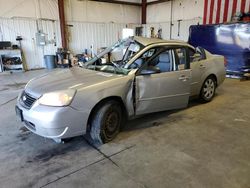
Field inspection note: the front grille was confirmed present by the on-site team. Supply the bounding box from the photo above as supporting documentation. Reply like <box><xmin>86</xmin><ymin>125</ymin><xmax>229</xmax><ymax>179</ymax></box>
<box><xmin>21</xmin><ymin>91</ymin><xmax>37</xmax><ymax>109</ymax></box>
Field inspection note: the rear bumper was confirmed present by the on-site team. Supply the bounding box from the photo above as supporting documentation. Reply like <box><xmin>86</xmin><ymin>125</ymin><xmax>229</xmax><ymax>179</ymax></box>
<box><xmin>16</xmin><ymin>99</ymin><xmax>89</xmax><ymax>139</ymax></box>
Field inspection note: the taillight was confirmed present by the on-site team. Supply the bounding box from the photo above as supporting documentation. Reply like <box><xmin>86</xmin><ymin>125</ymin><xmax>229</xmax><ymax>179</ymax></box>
<box><xmin>224</xmin><ymin>57</ymin><xmax>227</xmax><ymax>67</ymax></box>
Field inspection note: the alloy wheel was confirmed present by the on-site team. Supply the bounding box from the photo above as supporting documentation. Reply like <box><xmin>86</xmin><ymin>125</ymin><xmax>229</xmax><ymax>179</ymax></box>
<box><xmin>203</xmin><ymin>78</ymin><xmax>215</xmax><ymax>99</ymax></box>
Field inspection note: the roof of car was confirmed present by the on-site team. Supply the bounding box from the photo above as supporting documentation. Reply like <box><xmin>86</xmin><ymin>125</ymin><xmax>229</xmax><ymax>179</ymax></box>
<box><xmin>134</xmin><ymin>36</ymin><xmax>187</xmax><ymax>46</ymax></box>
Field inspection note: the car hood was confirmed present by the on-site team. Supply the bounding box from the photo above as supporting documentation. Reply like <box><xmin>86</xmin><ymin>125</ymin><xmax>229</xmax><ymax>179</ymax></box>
<box><xmin>25</xmin><ymin>67</ymin><xmax>125</xmax><ymax>98</ymax></box>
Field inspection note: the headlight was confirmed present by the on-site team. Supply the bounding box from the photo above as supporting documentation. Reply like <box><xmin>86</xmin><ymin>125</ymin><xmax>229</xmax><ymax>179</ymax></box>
<box><xmin>38</xmin><ymin>89</ymin><xmax>76</xmax><ymax>107</ymax></box>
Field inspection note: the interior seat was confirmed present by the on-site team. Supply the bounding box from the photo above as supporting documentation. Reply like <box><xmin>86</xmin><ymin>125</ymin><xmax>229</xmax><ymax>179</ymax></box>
<box><xmin>157</xmin><ymin>52</ymin><xmax>171</xmax><ymax>72</ymax></box>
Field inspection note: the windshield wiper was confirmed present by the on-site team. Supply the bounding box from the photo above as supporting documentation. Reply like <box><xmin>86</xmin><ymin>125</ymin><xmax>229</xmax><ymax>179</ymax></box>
<box><xmin>85</xmin><ymin>53</ymin><xmax>99</xmax><ymax>70</ymax></box>
<box><xmin>110</xmin><ymin>61</ymin><xmax>119</xmax><ymax>68</ymax></box>
<box><xmin>106</xmin><ymin>62</ymin><xmax>119</xmax><ymax>74</ymax></box>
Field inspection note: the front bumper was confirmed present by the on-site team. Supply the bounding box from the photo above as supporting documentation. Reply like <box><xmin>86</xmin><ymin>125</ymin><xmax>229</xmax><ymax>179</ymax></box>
<box><xmin>16</xmin><ymin>99</ymin><xmax>89</xmax><ymax>140</ymax></box>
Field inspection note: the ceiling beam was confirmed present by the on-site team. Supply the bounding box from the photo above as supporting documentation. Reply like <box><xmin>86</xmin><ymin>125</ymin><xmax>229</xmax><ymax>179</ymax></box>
<box><xmin>88</xmin><ymin>0</ymin><xmax>171</xmax><ymax>6</ymax></box>
<box><xmin>147</xmin><ymin>0</ymin><xmax>171</xmax><ymax>6</ymax></box>
<box><xmin>89</xmin><ymin>0</ymin><xmax>141</xmax><ymax>6</ymax></box>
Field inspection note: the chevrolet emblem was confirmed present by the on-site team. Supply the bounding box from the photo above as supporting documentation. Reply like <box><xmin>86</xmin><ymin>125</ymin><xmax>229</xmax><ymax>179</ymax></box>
<box><xmin>23</xmin><ymin>95</ymin><xmax>27</xmax><ymax>101</ymax></box>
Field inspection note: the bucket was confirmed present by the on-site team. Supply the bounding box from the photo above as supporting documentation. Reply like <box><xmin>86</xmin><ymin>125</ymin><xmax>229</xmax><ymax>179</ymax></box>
<box><xmin>44</xmin><ymin>55</ymin><xmax>56</xmax><ymax>70</ymax></box>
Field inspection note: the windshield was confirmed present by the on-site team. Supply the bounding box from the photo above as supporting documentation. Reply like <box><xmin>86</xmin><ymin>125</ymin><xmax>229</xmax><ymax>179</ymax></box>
<box><xmin>84</xmin><ymin>37</ymin><xmax>142</xmax><ymax>75</ymax></box>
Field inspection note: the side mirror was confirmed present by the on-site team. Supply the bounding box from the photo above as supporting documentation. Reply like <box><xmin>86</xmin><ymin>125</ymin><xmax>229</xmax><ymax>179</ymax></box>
<box><xmin>196</xmin><ymin>46</ymin><xmax>206</xmax><ymax>60</ymax></box>
<box><xmin>192</xmin><ymin>53</ymin><xmax>202</xmax><ymax>61</ymax></box>
<box><xmin>140</xmin><ymin>69</ymin><xmax>157</xmax><ymax>75</ymax></box>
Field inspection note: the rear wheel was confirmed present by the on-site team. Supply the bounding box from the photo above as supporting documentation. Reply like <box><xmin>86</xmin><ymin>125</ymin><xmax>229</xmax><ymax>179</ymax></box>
<box><xmin>90</xmin><ymin>101</ymin><xmax>122</xmax><ymax>144</ymax></box>
<box><xmin>200</xmin><ymin>76</ymin><xmax>216</xmax><ymax>102</ymax></box>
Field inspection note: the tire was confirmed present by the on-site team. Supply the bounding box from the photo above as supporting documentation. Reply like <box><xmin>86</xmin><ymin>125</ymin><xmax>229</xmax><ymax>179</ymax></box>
<box><xmin>200</xmin><ymin>76</ymin><xmax>216</xmax><ymax>102</ymax></box>
<box><xmin>90</xmin><ymin>101</ymin><xmax>122</xmax><ymax>144</ymax></box>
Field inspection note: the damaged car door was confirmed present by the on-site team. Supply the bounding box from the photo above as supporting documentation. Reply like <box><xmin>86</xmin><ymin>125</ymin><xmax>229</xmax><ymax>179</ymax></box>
<box><xmin>134</xmin><ymin>46</ymin><xmax>191</xmax><ymax>115</ymax></box>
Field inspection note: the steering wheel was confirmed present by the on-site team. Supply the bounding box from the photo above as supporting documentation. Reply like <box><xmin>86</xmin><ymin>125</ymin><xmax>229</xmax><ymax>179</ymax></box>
<box><xmin>129</xmin><ymin>62</ymin><xmax>140</xmax><ymax>69</ymax></box>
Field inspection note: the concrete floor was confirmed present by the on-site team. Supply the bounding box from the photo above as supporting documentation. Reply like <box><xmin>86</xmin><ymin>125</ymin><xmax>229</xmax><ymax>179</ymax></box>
<box><xmin>0</xmin><ymin>70</ymin><xmax>249</xmax><ymax>188</ymax></box>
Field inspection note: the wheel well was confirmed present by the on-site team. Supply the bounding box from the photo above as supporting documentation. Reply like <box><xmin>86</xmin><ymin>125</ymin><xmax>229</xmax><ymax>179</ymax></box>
<box><xmin>86</xmin><ymin>96</ymin><xmax>128</xmax><ymax>132</ymax></box>
<box><xmin>199</xmin><ymin>74</ymin><xmax>218</xmax><ymax>97</ymax></box>
<box><xmin>208</xmin><ymin>74</ymin><xmax>218</xmax><ymax>87</ymax></box>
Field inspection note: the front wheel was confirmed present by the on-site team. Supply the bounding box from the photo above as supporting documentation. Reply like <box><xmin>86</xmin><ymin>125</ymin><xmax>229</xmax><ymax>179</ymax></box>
<box><xmin>200</xmin><ymin>76</ymin><xmax>216</xmax><ymax>102</ymax></box>
<box><xmin>90</xmin><ymin>101</ymin><xmax>122</xmax><ymax>144</ymax></box>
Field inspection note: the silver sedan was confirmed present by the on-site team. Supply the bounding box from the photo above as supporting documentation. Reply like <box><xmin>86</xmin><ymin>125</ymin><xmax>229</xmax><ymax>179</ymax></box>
<box><xmin>16</xmin><ymin>37</ymin><xmax>226</xmax><ymax>144</ymax></box>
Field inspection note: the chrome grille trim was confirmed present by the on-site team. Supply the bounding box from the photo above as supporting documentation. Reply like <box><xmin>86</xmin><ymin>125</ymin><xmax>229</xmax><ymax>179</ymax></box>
<box><xmin>20</xmin><ymin>91</ymin><xmax>37</xmax><ymax>109</ymax></box>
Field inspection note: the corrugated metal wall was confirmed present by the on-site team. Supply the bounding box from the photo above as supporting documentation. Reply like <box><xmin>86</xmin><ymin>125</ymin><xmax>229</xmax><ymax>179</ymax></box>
<box><xmin>0</xmin><ymin>0</ymin><xmax>205</xmax><ymax>70</ymax></box>
<box><xmin>68</xmin><ymin>22</ymin><xmax>129</xmax><ymax>54</ymax></box>
<box><xmin>0</xmin><ymin>18</ymin><xmax>60</xmax><ymax>69</ymax></box>
<box><xmin>144</xmin><ymin>18</ymin><xmax>202</xmax><ymax>41</ymax></box>
<box><xmin>171</xmin><ymin>18</ymin><xmax>202</xmax><ymax>40</ymax></box>
<box><xmin>0</xmin><ymin>18</ymin><xmax>133</xmax><ymax>70</ymax></box>
<box><xmin>0</xmin><ymin>16</ymin><xmax>201</xmax><ymax>70</ymax></box>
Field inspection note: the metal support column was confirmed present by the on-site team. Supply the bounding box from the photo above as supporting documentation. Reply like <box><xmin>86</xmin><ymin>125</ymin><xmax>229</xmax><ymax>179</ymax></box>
<box><xmin>142</xmin><ymin>0</ymin><xmax>147</xmax><ymax>24</ymax></box>
<box><xmin>58</xmin><ymin>0</ymin><xmax>67</xmax><ymax>49</ymax></box>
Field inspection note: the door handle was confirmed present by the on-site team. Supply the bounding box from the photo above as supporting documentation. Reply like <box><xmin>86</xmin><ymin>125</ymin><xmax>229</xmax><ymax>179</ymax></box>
<box><xmin>179</xmin><ymin>75</ymin><xmax>189</xmax><ymax>81</ymax></box>
<box><xmin>199</xmin><ymin>64</ymin><xmax>206</xmax><ymax>69</ymax></box>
